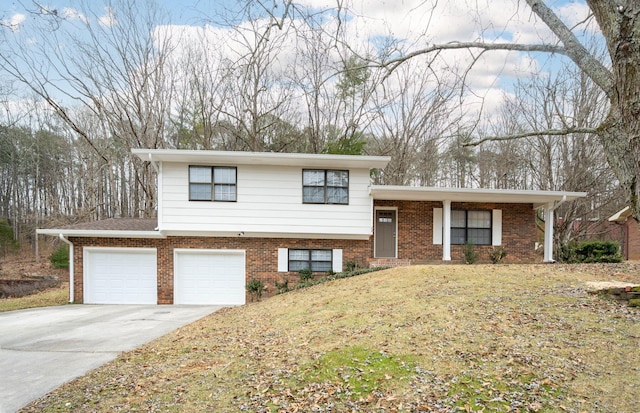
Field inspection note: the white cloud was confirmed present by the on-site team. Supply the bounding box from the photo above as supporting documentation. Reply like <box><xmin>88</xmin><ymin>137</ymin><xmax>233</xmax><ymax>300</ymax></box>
<box><xmin>98</xmin><ymin>7</ymin><xmax>116</xmax><ymax>28</ymax></box>
<box><xmin>62</xmin><ymin>8</ymin><xmax>89</xmax><ymax>24</ymax></box>
<box><xmin>556</xmin><ymin>2</ymin><xmax>595</xmax><ymax>32</ymax></box>
<box><xmin>2</xmin><ymin>13</ymin><xmax>26</xmax><ymax>32</ymax></box>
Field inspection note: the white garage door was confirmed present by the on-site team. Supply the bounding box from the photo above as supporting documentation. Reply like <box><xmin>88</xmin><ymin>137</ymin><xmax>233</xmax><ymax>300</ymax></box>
<box><xmin>83</xmin><ymin>247</ymin><xmax>157</xmax><ymax>304</ymax></box>
<box><xmin>174</xmin><ymin>249</ymin><xmax>246</xmax><ymax>305</ymax></box>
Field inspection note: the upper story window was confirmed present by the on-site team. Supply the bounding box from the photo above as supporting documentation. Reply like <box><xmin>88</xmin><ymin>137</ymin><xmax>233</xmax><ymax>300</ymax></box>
<box><xmin>189</xmin><ymin>166</ymin><xmax>237</xmax><ymax>202</ymax></box>
<box><xmin>451</xmin><ymin>210</ymin><xmax>491</xmax><ymax>245</ymax></box>
<box><xmin>302</xmin><ymin>169</ymin><xmax>349</xmax><ymax>204</ymax></box>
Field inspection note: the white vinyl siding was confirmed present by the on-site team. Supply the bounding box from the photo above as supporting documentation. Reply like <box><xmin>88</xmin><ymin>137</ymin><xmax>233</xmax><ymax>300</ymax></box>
<box><xmin>161</xmin><ymin>163</ymin><xmax>373</xmax><ymax>237</ymax></box>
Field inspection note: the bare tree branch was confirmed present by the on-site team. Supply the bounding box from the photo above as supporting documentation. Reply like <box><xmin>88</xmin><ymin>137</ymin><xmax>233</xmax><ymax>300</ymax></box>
<box><xmin>378</xmin><ymin>41</ymin><xmax>568</xmax><ymax>73</ymax></box>
<box><xmin>465</xmin><ymin>126</ymin><xmax>599</xmax><ymax>147</ymax></box>
<box><xmin>525</xmin><ymin>0</ymin><xmax>613</xmax><ymax>97</ymax></box>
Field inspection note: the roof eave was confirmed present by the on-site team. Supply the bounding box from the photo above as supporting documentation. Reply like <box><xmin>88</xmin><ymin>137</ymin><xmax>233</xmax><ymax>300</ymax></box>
<box><xmin>36</xmin><ymin>229</ymin><xmax>166</xmax><ymax>239</ymax></box>
<box><xmin>132</xmin><ymin>148</ymin><xmax>391</xmax><ymax>169</ymax></box>
<box><xmin>370</xmin><ymin>185</ymin><xmax>587</xmax><ymax>207</ymax></box>
<box><xmin>608</xmin><ymin>206</ymin><xmax>632</xmax><ymax>222</ymax></box>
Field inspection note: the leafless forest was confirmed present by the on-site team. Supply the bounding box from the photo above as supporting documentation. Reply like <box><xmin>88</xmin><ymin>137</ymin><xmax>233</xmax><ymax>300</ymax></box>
<box><xmin>0</xmin><ymin>1</ymin><xmax>632</xmax><ymax>251</ymax></box>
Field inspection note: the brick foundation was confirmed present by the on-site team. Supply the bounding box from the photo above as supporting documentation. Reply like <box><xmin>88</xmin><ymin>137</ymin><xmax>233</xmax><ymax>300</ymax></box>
<box><xmin>69</xmin><ymin>236</ymin><xmax>372</xmax><ymax>304</ymax></box>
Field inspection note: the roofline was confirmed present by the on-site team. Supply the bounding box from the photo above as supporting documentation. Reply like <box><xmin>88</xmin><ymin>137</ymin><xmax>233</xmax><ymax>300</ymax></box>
<box><xmin>36</xmin><ymin>229</ymin><xmax>166</xmax><ymax>239</ymax></box>
<box><xmin>370</xmin><ymin>185</ymin><xmax>587</xmax><ymax>208</ymax></box>
<box><xmin>608</xmin><ymin>206</ymin><xmax>631</xmax><ymax>222</ymax></box>
<box><xmin>132</xmin><ymin>149</ymin><xmax>391</xmax><ymax>169</ymax></box>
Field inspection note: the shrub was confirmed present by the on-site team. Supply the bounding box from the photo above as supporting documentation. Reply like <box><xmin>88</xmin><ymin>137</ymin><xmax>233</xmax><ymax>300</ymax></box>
<box><xmin>49</xmin><ymin>245</ymin><xmax>69</xmax><ymax>269</ymax></box>
<box><xmin>575</xmin><ymin>240</ymin><xmax>622</xmax><ymax>263</ymax></box>
<box><xmin>246</xmin><ymin>278</ymin><xmax>265</xmax><ymax>301</ymax></box>
<box><xmin>557</xmin><ymin>240</ymin><xmax>579</xmax><ymax>263</ymax></box>
<box><xmin>275</xmin><ymin>279</ymin><xmax>289</xmax><ymax>294</ymax></box>
<box><xmin>344</xmin><ymin>260</ymin><xmax>360</xmax><ymax>272</ymax></box>
<box><xmin>463</xmin><ymin>241</ymin><xmax>479</xmax><ymax>264</ymax></box>
<box><xmin>558</xmin><ymin>240</ymin><xmax>622</xmax><ymax>263</ymax></box>
<box><xmin>489</xmin><ymin>246</ymin><xmax>507</xmax><ymax>264</ymax></box>
<box><xmin>299</xmin><ymin>268</ymin><xmax>314</xmax><ymax>281</ymax></box>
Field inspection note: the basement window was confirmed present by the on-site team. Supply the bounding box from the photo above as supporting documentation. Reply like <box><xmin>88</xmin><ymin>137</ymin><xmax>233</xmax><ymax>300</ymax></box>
<box><xmin>288</xmin><ymin>249</ymin><xmax>333</xmax><ymax>272</ymax></box>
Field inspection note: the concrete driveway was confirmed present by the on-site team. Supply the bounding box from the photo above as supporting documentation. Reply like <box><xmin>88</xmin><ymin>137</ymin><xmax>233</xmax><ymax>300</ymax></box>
<box><xmin>0</xmin><ymin>305</ymin><xmax>221</xmax><ymax>413</ymax></box>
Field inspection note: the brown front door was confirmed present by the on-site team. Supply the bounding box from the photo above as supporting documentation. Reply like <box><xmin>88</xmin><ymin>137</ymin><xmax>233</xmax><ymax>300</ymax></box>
<box><xmin>375</xmin><ymin>209</ymin><xmax>396</xmax><ymax>257</ymax></box>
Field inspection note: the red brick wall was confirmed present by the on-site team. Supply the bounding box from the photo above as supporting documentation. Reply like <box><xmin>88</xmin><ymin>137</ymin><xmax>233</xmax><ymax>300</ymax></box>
<box><xmin>69</xmin><ymin>201</ymin><xmax>539</xmax><ymax>304</ymax></box>
<box><xmin>627</xmin><ymin>218</ymin><xmax>640</xmax><ymax>260</ymax></box>
<box><xmin>374</xmin><ymin>200</ymin><xmax>442</xmax><ymax>260</ymax></box>
<box><xmin>69</xmin><ymin>236</ymin><xmax>372</xmax><ymax>304</ymax></box>
<box><xmin>373</xmin><ymin>200</ymin><xmax>538</xmax><ymax>263</ymax></box>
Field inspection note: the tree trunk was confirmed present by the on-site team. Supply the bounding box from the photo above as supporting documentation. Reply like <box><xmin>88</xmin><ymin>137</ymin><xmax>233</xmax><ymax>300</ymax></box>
<box><xmin>587</xmin><ymin>1</ymin><xmax>640</xmax><ymax>222</ymax></box>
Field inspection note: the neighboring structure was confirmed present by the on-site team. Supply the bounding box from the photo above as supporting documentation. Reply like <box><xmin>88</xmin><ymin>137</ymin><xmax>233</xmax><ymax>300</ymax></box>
<box><xmin>608</xmin><ymin>207</ymin><xmax>640</xmax><ymax>260</ymax></box>
<box><xmin>37</xmin><ymin>150</ymin><xmax>586</xmax><ymax>305</ymax></box>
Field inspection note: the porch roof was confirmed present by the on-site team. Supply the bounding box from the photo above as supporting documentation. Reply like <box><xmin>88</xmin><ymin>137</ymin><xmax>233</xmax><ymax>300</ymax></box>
<box><xmin>369</xmin><ymin>185</ymin><xmax>587</xmax><ymax>209</ymax></box>
<box><xmin>608</xmin><ymin>206</ymin><xmax>632</xmax><ymax>222</ymax></box>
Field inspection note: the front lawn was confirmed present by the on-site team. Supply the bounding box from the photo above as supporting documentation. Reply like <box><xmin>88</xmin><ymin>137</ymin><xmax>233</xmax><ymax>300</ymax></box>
<box><xmin>21</xmin><ymin>264</ymin><xmax>640</xmax><ymax>412</ymax></box>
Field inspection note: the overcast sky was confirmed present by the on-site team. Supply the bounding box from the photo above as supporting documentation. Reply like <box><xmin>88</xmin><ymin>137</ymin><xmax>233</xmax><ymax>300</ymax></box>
<box><xmin>1</xmin><ymin>0</ymin><xmax>596</xmax><ymax>125</ymax></box>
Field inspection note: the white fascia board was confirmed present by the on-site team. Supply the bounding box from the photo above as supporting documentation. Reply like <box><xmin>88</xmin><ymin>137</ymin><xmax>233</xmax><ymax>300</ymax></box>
<box><xmin>608</xmin><ymin>206</ymin><xmax>631</xmax><ymax>222</ymax></box>
<box><xmin>370</xmin><ymin>185</ymin><xmax>587</xmax><ymax>207</ymax></box>
<box><xmin>132</xmin><ymin>148</ymin><xmax>390</xmax><ymax>169</ymax></box>
<box><xmin>159</xmin><ymin>229</ymin><xmax>371</xmax><ymax>240</ymax></box>
<box><xmin>36</xmin><ymin>229</ymin><xmax>166</xmax><ymax>239</ymax></box>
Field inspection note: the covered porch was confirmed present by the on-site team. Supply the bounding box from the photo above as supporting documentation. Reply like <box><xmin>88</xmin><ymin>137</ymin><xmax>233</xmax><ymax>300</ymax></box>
<box><xmin>369</xmin><ymin>186</ymin><xmax>587</xmax><ymax>264</ymax></box>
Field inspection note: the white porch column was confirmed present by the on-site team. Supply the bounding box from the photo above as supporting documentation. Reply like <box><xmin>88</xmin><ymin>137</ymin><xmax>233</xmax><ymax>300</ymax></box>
<box><xmin>443</xmin><ymin>200</ymin><xmax>451</xmax><ymax>261</ymax></box>
<box><xmin>543</xmin><ymin>202</ymin><xmax>554</xmax><ymax>262</ymax></box>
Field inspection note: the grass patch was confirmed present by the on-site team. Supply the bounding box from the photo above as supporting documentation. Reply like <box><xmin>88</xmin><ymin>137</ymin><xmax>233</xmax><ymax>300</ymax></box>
<box><xmin>0</xmin><ymin>283</ymin><xmax>68</xmax><ymax>313</ymax></box>
<box><xmin>296</xmin><ymin>346</ymin><xmax>415</xmax><ymax>398</ymax></box>
<box><xmin>446</xmin><ymin>373</ymin><xmax>565</xmax><ymax>412</ymax></box>
<box><xmin>19</xmin><ymin>264</ymin><xmax>640</xmax><ymax>412</ymax></box>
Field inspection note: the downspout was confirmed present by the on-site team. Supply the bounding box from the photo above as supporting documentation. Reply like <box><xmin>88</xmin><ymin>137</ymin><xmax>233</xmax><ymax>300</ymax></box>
<box><xmin>148</xmin><ymin>153</ymin><xmax>159</xmax><ymax>173</ymax></box>
<box><xmin>58</xmin><ymin>234</ymin><xmax>74</xmax><ymax>303</ymax></box>
<box><xmin>554</xmin><ymin>195</ymin><xmax>568</xmax><ymax>212</ymax></box>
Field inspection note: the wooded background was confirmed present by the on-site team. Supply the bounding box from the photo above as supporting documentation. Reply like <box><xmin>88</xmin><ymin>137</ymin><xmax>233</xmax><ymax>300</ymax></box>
<box><xmin>0</xmin><ymin>1</ymin><xmax>629</xmax><ymax>254</ymax></box>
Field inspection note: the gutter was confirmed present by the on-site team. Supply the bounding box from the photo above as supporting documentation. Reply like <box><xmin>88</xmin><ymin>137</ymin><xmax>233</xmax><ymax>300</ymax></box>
<box><xmin>57</xmin><ymin>234</ymin><xmax>74</xmax><ymax>303</ymax></box>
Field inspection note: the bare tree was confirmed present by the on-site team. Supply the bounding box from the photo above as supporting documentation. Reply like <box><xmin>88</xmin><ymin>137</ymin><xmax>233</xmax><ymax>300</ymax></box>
<box><xmin>0</xmin><ymin>0</ymin><xmax>176</xmax><ymax>217</ymax></box>
<box><xmin>367</xmin><ymin>1</ymin><xmax>640</xmax><ymax>223</ymax></box>
<box><xmin>368</xmin><ymin>60</ymin><xmax>462</xmax><ymax>185</ymax></box>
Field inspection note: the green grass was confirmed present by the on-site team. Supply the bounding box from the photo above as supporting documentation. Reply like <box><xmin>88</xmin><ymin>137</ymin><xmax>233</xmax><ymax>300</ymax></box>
<box><xmin>296</xmin><ymin>346</ymin><xmax>415</xmax><ymax>398</ymax></box>
<box><xmin>0</xmin><ymin>283</ymin><xmax>68</xmax><ymax>313</ymax></box>
<box><xmin>18</xmin><ymin>264</ymin><xmax>640</xmax><ymax>412</ymax></box>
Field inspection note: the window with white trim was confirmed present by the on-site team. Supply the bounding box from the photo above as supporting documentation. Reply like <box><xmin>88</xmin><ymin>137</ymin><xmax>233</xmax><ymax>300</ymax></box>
<box><xmin>451</xmin><ymin>210</ymin><xmax>492</xmax><ymax>245</ymax></box>
<box><xmin>302</xmin><ymin>169</ymin><xmax>349</xmax><ymax>204</ymax></box>
<box><xmin>288</xmin><ymin>249</ymin><xmax>333</xmax><ymax>272</ymax></box>
<box><xmin>189</xmin><ymin>166</ymin><xmax>237</xmax><ymax>201</ymax></box>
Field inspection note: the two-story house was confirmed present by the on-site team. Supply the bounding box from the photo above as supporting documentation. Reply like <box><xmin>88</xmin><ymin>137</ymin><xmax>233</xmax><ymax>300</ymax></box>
<box><xmin>38</xmin><ymin>149</ymin><xmax>586</xmax><ymax>305</ymax></box>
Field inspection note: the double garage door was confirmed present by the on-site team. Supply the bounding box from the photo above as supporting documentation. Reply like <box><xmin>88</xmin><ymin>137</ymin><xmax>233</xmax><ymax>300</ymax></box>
<box><xmin>83</xmin><ymin>247</ymin><xmax>245</xmax><ymax>305</ymax></box>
